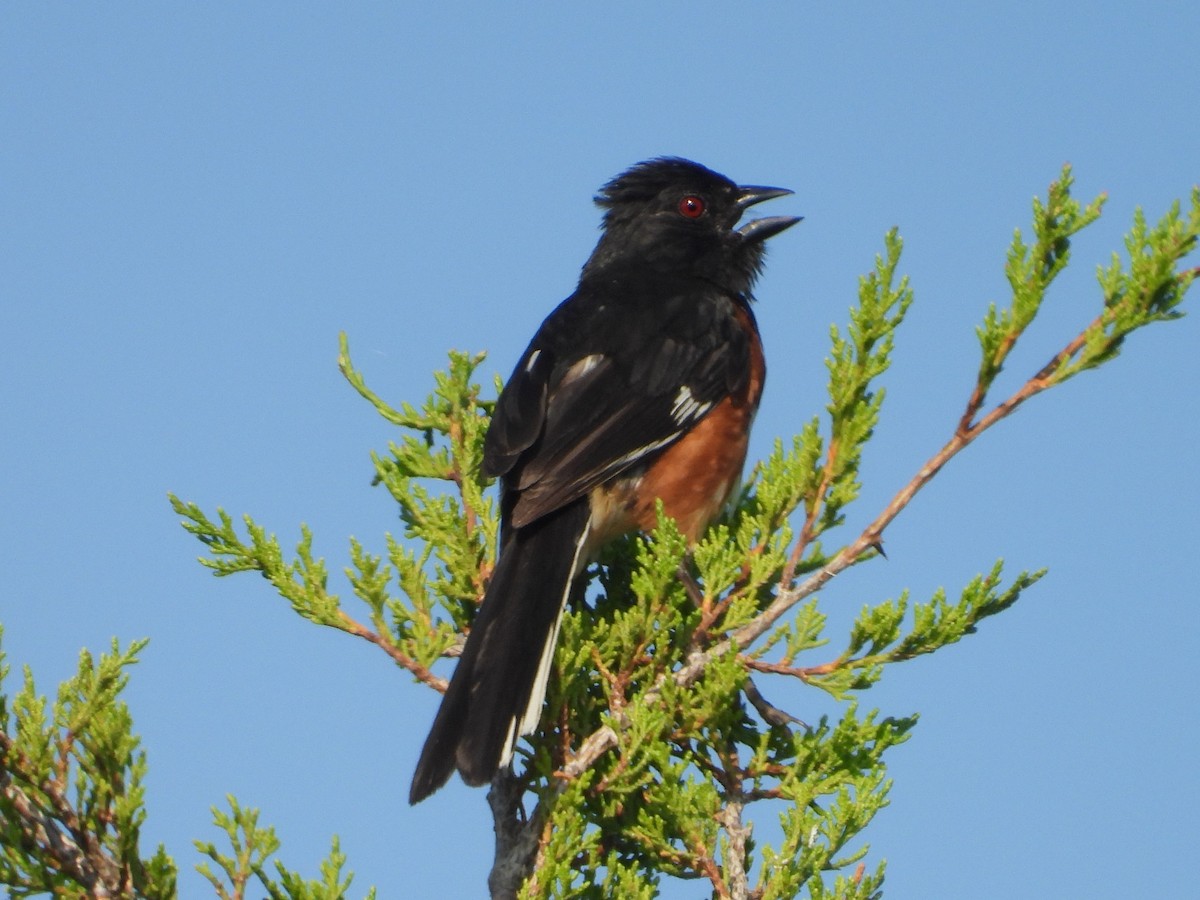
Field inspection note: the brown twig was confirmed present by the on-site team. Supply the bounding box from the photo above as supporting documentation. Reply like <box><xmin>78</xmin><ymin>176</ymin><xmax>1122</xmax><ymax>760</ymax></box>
<box><xmin>692</xmin><ymin>830</ymin><xmax>730</xmax><ymax>900</ymax></box>
<box><xmin>334</xmin><ymin>610</ymin><xmax>447</xmax><ymax>691</ymax></box>
<box><xmin>743</xmin><ymin>657</ymin><xmax>841</xmax><ymax>681</ymax></box>
<box><xmin>781</xmin><ymin>436</ymin><xmax>840</xmax><ymax>587</ymax></box>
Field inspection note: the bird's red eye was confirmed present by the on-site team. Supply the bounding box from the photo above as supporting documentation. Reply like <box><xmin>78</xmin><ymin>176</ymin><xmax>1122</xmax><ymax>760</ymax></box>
<box><xmin>678</xmin><ymin>195</ymin><xmax>705</xmax><ymax>218</ymax></box>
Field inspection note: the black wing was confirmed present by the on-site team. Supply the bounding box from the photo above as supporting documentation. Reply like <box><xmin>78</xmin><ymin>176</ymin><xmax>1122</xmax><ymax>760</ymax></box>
<box><xmin>483</xmin><ymin>279</ymin><xmax>752</xmax><ymax>528</ymax></box>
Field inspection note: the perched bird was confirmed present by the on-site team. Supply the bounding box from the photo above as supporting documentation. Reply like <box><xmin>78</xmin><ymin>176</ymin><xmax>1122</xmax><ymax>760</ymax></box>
<box><xmin>409</xmin><ymin>157</ymin><xmax>799</xmax><ymax>804</ymax></box>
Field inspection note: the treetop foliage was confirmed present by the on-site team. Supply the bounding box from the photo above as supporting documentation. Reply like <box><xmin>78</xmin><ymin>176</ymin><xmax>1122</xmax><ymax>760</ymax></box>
<box><xmin>3</xmin><ymin>168</ymin><xmax>1196</xmax><ymax>898</ymax></box>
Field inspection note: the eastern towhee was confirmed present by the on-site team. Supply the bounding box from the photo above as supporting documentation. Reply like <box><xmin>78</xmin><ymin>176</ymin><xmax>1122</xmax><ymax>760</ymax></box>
<box><xmin>410</xmin><ymin>157</ymin><xmax>799</xmax><ymax>804</ymax></box>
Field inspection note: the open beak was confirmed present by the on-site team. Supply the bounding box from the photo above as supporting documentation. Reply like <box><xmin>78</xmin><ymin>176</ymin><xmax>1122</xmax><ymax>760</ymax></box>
<box><xmin>736</xmin><ymin>185</ymin><xmax>802</xmax><ymax>243</ymax></box>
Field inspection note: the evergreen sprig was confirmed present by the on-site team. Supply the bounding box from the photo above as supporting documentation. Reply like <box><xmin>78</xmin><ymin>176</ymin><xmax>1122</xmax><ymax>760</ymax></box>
<box><xmin>0</xmin><ymin>630</ymin><xmax>374</xmax><ymax>899</ymax></box>
<box><xmin>969</xmin><ymin>166</ymin><xmax>1106</xmax><ymax>417</ymax></box>
<box><xmin>806</xmin><ymin>229</ymin><xmax>913</xmax><ymax>547</ymax></box>
<box><xmin>167</xmin><ymin>343</ymin><xmax>498</xmax><ymax>689</ymax></box>
<box><xmin>196</xmin><ymin>797</ymin><xmax>375</xmax><ymax>900</ymax></box>
<box><xmin>0</xmin><ymin>627</ymin><xmax>175</xmax><ymax>899</ymax></box>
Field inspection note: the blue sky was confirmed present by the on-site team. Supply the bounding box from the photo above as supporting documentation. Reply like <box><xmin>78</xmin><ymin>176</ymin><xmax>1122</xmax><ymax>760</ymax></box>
<box><xmin>2</xmin><ymin>4</ymin><xmax>1197</xmax><ymax>898</ymax></box>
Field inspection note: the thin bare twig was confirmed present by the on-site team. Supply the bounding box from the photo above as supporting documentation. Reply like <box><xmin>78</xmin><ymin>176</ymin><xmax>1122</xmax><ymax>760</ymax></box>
<box><xmin>781</xmin><ymin>435</ymin><xmax>840</xmax><ymax>587</ymax></box>
<box><xmin>693</xmin><ymin>830</ymin><xmax>730</xmax><ymax>900</ymax></box>
<box><xmin>743</xmin><ymin>657</ymin><xmax>840</xmax><ymax>681</ymax></box>
<box><xmin>334</xmin><ymin>610</ymin><xmax>448</xmax><ymax>691</ymax></box>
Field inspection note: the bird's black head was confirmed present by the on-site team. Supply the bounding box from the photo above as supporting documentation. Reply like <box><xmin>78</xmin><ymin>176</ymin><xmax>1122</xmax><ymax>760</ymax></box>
<box><xmin>581</xmin><ymin>157</ymin><xmax>800</xmax><ymax>294</ymax></box>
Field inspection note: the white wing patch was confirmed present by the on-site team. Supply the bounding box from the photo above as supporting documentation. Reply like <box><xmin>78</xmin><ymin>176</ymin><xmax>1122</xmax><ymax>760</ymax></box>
<box><xmin>561</xmin><ymin>352</ymin><xmax>605</xmax><ymax>384</ymax></box>
<box><xmin>671</xmin><ymin>385</ymin><xmax>713</xmax><ymax>425</ymax></box>
<box><xmin>605</xmin><ymin>433</ymin><xmax>680</xmax><ymax>473</ymax></box>
<box><xmin>524</xmin><ymin>349</ymin><xmax>542</xmax><ymax>373</ymax></box>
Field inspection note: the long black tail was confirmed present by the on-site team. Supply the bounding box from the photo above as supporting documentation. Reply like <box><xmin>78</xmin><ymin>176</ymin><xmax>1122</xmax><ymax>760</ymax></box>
<box><xmin>408</xmin><ymin>498</ymin><xmax>592</xmax><ymax>804</ymax></box>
